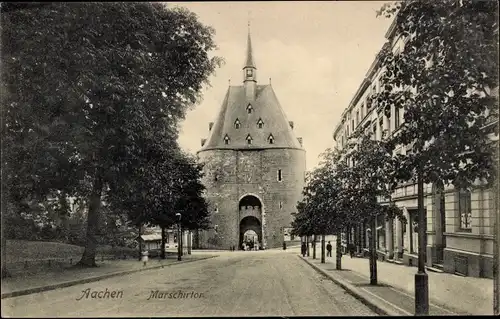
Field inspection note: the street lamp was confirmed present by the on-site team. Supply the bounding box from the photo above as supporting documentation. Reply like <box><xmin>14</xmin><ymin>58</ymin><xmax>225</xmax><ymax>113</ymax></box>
<box><xmin>415</xmin><ymin>168</ymin><xmax>429</xmax><ymax>316</ymax></box>
<box><xmin>176</xmin><ymin>213</ymin><xmax>182</xmax><ymax>261</ymax></box>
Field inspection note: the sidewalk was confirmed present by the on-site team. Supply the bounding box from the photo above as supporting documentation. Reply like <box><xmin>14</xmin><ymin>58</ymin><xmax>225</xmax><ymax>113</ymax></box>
<box><xmin>297</xmin><ymin>246</ymin><xmax>493</xmax><ymax>315</ymax></box>
<box><xmin>1</xmin><ymin>253</ymin><xmax>218</xmax><ymax>299</ymax></box>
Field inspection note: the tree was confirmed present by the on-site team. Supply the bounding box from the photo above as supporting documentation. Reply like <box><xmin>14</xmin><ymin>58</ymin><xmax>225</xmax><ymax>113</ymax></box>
<box><xmin>377</xmin><ymin>0</ymin><xmax>498</xmax><ymax>313</ymax></box>
<box><xmin>293</xmin><ymin>146</ymin><xmax>358</xmax><ymax>269</ymax></box>
<box><xmin>347</xmin><ymin>130</ymin><xmax>404</xmax><ymax>284</ymax></box>
<box><xmin>376</xmin><ymin>0</ymin><xmax>498</xmax><ymax>190</ymax></box>
<box><xmin>108</xmin><ymin>148</ymin><xmax>210</xmax><ymax>259</ymax></box>
<box><xmin>2</xmin><ymin>2</ymin><xmax>222</xmax><ymax>267</ymax></box>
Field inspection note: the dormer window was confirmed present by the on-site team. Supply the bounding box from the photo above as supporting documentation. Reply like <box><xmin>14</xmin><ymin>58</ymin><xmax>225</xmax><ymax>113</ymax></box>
<box><xmin>247</xmin><ymin>104</ymin><xmax>253</xmax><ymax>114</ymax></box>
<box><xmin>257</xmin><ymin>118</ymin><xmax>264</xmax><ymax>129</ymax></box>
<box><xmin>268</xmin><ymin>134</ymin><xmax>275</xmax><ymax>144</ymax></box>
<box><xmin>234</xmin><ymin>118</ymin><xmax>241</xmax><ymax>129</ymax></box>
<box><xmin>223</xmin><ymin>134</ymin><xmax>230</xmax><ymax>145</ymax></box>
<box><xmin>246</xmin><ymin>134</ymin><xmax>253</xmax><ymax>145</ymax></box>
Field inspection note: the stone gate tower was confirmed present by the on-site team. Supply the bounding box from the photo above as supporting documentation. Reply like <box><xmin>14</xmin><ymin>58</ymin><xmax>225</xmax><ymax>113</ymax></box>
<box><xmin>196</xmin><ymin>28</ymin><xmax>306</xmax><ymax>250</ymax></box>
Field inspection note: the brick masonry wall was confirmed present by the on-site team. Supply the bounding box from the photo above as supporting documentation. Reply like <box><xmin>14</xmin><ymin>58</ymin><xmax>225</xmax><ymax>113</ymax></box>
<box><xmin>197</xmin><ymin>148</ymin><xmax>306</xmax><ymax>249</ymax></box>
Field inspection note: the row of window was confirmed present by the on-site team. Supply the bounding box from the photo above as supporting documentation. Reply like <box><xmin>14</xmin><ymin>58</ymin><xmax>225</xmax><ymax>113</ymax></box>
<box><xmin>224</xmin><ymin>133</ymin><xmax>275</xmax><ymax>145</ymax></box>
<box><xmin>234</xmin><ymin>118</ymin><xmax>264</xmax><ymax>129</ymax></box>
<box><xmin>341</xmin><ymin>105</ymin><xmax>402</xmax><ymax>147</ymax></box>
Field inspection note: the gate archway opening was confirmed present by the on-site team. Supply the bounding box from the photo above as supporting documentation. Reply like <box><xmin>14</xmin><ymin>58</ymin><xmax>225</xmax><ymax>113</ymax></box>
<box><xmin>239</xmin><ymin>195</ymin><xmax>263</xmax><ymax>250</ymax></box>
<box><xmin>239</xmin><ymin>216</ymin><xmax>262</xmax><ymax>250</ymax></box>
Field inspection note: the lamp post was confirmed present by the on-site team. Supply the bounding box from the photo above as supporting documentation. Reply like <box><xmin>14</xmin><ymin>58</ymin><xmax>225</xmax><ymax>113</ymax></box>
<box><xmin>176</xmin><ymin>213</ymin><xmax>182</xmax><ymax>261</ymax></box>
<box><xmin>414</xmin><ymin>168</ymin><xmax>429</xmax><ymax>316</ymax></box>
<box><xmin>493</xmin><ymin>141</ymin><xmax>499</xmax><ymax>316</ymax></box>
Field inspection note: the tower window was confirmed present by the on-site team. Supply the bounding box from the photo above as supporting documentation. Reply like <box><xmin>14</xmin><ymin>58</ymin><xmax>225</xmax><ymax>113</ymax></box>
<box><xmin>214</xmin><ymin>204</ymin><xmax>219</xmax><ymax>213</ymax></box>
<box><xmin>268</xmin><ymin>134</ymin><xmax>275</xmax><ymax>144</ymax></box>
<box><xmin>246</xmin><ymin>134</ymin><xmax>253</xmax><ymax>145</ymax></box>
<box><xmin>234</xmin><ymin>118</ymin><xmax>241</xmax><ymax>129</ymax></box>
<box><xmin>223</xmin><ymin>134</ymin><xmax>230</xmax><ymax>145</ymax></box>
<box><xmin>246</xmin><ymin>69</ymin><xmax>253</xmax><ymax>77</ymax></box>
<box><xmin>279</xmin><ymin>201</ymin><xmax>283</xmax><ymax>209</ymax></box>
<box><xmin>257</xmin><ymin>118</ymin><xmax>264</xmax><ymax>129</ymax></box>
<box><xmin>247</xmin><ymin>104</ymin><xmax>253</xmax><ymax>114</ymax></box>
<box><xmin>277</xmin><ymin>169</ymin><xmax>282</xmax><ymax>182</ymax></box>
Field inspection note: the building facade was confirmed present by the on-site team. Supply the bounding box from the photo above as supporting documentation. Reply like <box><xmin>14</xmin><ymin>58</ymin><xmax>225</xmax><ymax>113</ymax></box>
<box><xmin>333</xmin><ymin>19</ymin><xmax>498</xmax><ymax>279</ymax></box>
<box><xmin>195</xmin><ymin>29</ymin><xmax>306</xmax><ymax>250</ymax></box>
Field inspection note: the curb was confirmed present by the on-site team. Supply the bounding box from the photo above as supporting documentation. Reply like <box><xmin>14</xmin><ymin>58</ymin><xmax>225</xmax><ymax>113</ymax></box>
<box><xmin>1</xmin><ymin>255</ymin><xmax>218</xmax><ymax>299</ymax></box>
<box><xmin>298</xmin><ymin>256</ymin><xmax>402</xmax><ymax>316</ymax></box>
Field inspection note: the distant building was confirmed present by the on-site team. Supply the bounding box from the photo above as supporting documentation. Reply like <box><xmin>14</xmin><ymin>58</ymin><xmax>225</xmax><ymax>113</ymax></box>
<box><xmin>139</xmin><ymin>226</ymin><xmax>192</xmax><ymax>255</ymax></box>
<box><xmin>333</xmin><ymin>18</ymin><xmax>499</xmax><ymax>279</ymax></box>
<box><xmin>195</xmin><ymin>28</ymin><xmax>306</xmax><ymax>250</ymax></box>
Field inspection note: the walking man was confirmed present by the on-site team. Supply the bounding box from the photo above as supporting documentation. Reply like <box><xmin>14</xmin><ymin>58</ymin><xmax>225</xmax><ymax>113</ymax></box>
<box><xmin>326</xmin><ymin>241</ymin><xmax>332</xmax><ymax>257</ymax></box>
<box><xmin>349</xmin><ymin>243</ymin><xmax>355</xmax><ymax>258</ymax></box>
<box><xmin>301</xmin><ymin>241</ymin><xmax>307</xmax><ymax>257</ymax></box>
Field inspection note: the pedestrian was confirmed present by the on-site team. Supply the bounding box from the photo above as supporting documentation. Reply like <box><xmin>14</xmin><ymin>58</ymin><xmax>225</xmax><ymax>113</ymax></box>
<box><xmin>349</xmin><ymin>243</ymin><xmax>355</xmax><ymax>258</ymax></box>
<box><xmin>301</xmin><ymin>241</ymin><xmax>307</xmax><ymax>257</ymax></box>
<box><xmin>326</xmin><ymin>241</ymin><xmax>332</xmax><ymax>257</ymax></box>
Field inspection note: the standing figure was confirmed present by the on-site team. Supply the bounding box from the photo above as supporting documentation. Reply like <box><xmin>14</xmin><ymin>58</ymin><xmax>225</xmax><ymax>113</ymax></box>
<box><xmin>326</xmin><ymin>241</ymin><xmax>332</xmax><ymax>257</ymax></box>
<box><xmin>301</xmin><ymin>241</ymin><xmax>307</xmax><ymax>257</ymax></box>
<box><xmin>349</xmin><ymin>243</ymin><xmax>355</xmax><ymax>258</ymax></box>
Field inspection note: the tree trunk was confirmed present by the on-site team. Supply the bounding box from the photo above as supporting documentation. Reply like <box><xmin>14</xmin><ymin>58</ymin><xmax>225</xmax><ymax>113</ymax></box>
<box><xmin>306</xmin><ymin>236</ymin><xmax>310</xmax><ymax>257</ymax></box>
<box><xmin>321</xmin><ymin>234</ymin><xmax>325</xmax><ymax>264</ymax></box>
<box><xmin>369</xmin><ymin>217</ymin><xmax>378</xmax><ymax>285</ymax></box>
<box><xmin>1</xmin><ymin>222</ymin><xmax>10</xmax><ymax>278</ymax></box>
<box><xmin>77</xmin><ymin>170</ymin><xmax>104</xmax><ymax>267</ymax></box>
<box><xmin>346</xmin><ymin>226</ymin><xmax>351</xmax><ymax>253</ymax></box>
<box><xmin>138</xmin><ymin>223</ymin><xmax>143</xmax><ymax>261</ymax></box>
<box><xmin>336</xmin><ymin>230</ymin><xmax>342</xmax><ymax>270</ymax></box>
<box><xmin>312</xmin><ymin>235</ymin><xmax>316</xmax><ymax>259</ymax></box>
<box><xmin>180</xmin><ymin>230</ymin><xmax>184</xmax><ymax>256</ymax></box>
<box><xmin>160</xmin><ymin>226</ymin><xmax>166</xmax><ymax>259</ymax></box>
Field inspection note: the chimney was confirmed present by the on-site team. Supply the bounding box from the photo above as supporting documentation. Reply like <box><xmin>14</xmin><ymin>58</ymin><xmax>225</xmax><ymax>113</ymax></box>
<box><xmin>297</xmin><ymin>137</ymin><xmax>303</xmax><ymax>146</ymax></box>
<box><xmin>201</xmin><ymin>138</ymin><xmax>207</xmax><ymax>147</ymax></box>
<box><xmin>209</xmin><ymin>122</ymin><xmax>214</xmax><ymax>131</ymax></box>
<box><xmin>289</xmin><ymin>121</ymin><xmax>294</xmax><ymax>129</ymax></box>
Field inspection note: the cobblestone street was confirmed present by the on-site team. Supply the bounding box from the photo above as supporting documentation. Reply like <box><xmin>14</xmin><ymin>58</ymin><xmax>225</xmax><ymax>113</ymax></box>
<box><xmin>2</xmin><ymin>250</ymin><xmax>377</xmax><ymax>317</ymax></box>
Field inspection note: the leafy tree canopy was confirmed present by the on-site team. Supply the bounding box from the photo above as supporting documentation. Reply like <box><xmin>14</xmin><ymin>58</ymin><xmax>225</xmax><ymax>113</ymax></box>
<box><xmin>376</xmin><ymin>0</ymin><xmax>498</xmax><ymax>190</ymax></box>
<box><xmin>2</xmin><ymin>2</ymin><xmax>222</xmax><ymax>266</ymax></box>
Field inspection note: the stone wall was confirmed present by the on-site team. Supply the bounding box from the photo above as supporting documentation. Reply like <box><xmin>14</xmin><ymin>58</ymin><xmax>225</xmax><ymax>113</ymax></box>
<box><xmin>197</xmin><ymin>147</ymin><xmax>306</xmax><ymax>249</ymax></box>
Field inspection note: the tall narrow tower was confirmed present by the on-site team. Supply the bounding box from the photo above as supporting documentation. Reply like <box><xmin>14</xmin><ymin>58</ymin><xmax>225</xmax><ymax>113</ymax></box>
<box><xmin>196</xmin><ymin>28</ymin><xmax>306</xmax><ymax>250</ymax></box>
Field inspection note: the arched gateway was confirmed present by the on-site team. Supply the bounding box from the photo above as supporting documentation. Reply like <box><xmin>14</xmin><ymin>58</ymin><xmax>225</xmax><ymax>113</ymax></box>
<box><xmin>239</xmin><ymin>195</ymin><xmax>262</xmax><ymax>249</ymax></box>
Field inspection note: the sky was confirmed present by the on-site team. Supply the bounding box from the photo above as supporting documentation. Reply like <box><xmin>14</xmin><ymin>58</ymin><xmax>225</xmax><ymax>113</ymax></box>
<box><xmin>173</xmin><ymin>1</ymin><xmax>395</xmax><ymax>172</ymax></box>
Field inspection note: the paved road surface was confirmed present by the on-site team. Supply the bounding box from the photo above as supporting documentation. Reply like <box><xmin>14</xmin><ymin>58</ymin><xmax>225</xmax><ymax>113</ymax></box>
<box><xmin>2</xmin><ymin>250</ymin><xmax>377</xmax><ymax>317</ymax></box>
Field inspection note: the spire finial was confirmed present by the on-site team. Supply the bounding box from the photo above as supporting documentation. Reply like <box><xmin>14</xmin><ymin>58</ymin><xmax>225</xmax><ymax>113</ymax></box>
<box><xmin>243</xmin><ymin>16</ymin><xmax>256</xmax><ymax>69</ymax></box>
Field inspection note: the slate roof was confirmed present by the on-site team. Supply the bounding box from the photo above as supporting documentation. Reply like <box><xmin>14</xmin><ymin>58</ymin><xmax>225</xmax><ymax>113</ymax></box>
<box><xmin>199</xmin><ymin>84</ymin><xmax>304</xmax><ymax>151</ymax></box>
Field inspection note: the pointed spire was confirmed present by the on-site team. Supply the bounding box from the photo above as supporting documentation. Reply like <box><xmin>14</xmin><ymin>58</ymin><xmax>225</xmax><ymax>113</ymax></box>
<box><xmin>244</xmin><ymin>19</ymin><xmax>256</xmax><ymax>69</ymax></box>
